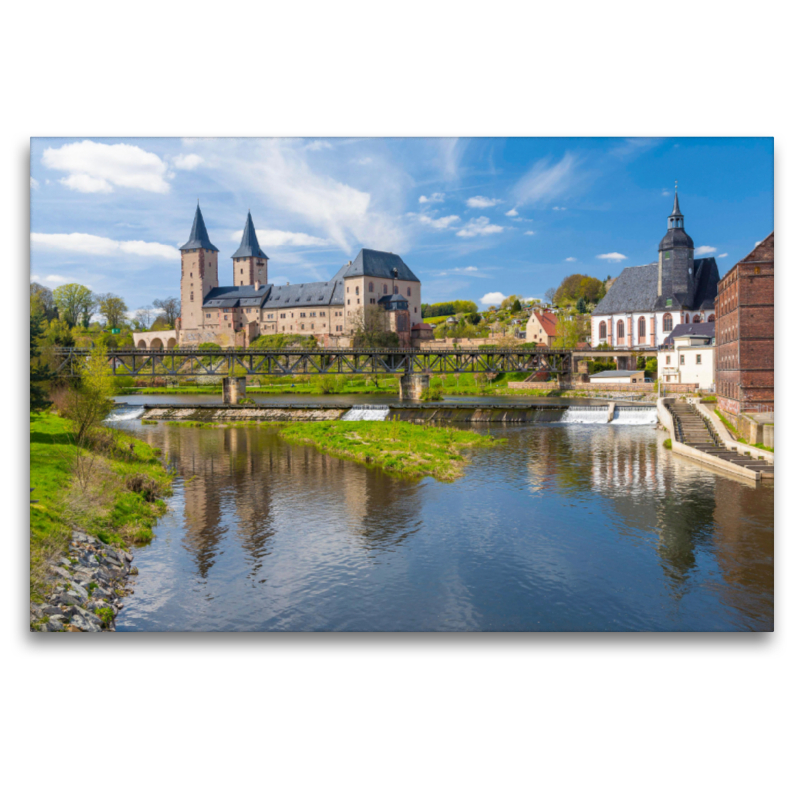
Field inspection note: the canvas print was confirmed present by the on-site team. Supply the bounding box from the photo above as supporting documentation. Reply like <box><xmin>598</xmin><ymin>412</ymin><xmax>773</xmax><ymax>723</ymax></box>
<box><xmin>29</xmin><ymin>137</ymin><xmax>774</xmax><ymax>632</ymax></box>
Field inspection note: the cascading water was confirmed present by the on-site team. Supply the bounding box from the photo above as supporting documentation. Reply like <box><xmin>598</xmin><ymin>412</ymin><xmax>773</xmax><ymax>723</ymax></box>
<box><xmin>559</xmin><ymin>406</ymin><xmax>609</xmax><ymax>424</ymax></box>
<box><xmin>341</xmin><ymin>405</ymin><xmax>390</xmax><ymax>421</ymax></box>
<box><xmin>611</xmin><ymin>406</ymin><xmax>658</xmax><ymax>426</ymax></box>
<box><xmin>105</xmin><ymin>405</ymin><xmax>145</xmax><ymax>422</ymax></box>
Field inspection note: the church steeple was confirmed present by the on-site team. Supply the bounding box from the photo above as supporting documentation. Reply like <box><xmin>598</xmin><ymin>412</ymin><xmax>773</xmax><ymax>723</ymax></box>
<box><xmin>180</xmin><ymin>203</ymin><xmax>219</xmax><ymax>252</ymax></box>
<box><xmin>668</xmin><ymin>182</ymin><xmax>685</xmax><ymax>230</ymax></box>
<box><xmin>658</xmin><ymin>182</ymin><xmax>694</xmax><ymax>300</ymax></box>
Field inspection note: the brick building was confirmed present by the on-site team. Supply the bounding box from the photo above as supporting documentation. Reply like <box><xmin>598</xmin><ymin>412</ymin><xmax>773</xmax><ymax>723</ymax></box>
<box><xmin>714</xmin><ymin>233</ymin><xmax>774</xmax><ymax>415</ymax></box>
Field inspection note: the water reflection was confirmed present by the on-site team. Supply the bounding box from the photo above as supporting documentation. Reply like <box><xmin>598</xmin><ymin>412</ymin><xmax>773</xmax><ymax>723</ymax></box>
<box><xmin>121</xmin><ymin>421</ymin><xmax>773</xmax><ymax>631</ymax></box>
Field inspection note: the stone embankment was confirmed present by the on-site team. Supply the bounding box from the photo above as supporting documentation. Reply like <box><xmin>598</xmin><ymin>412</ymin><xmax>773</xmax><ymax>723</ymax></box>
<box><xmin>142</xmin><ymin>405</ymin><xmax>344</xmax><ymax>422</ymax></box>
<box><xmin>30</xmin><ymin>532</ymin><xmax>134</xmax><ymax>632</ymax></box>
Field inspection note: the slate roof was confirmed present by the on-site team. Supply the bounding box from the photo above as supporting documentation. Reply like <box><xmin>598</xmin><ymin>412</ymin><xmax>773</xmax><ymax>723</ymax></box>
<box><xmin>202</xmin><ymin>285</ymin><xmax>271</xmax><ymax>309</ymax></box>
<box><xmin>662</xmin><ymin>322</ymin><xmax>715</xmax><ymax>347</ymax></box>
<box><xmin>593</xmin><ymin>258</ymin><xmax>719</xmax><ymax>315</ymax></box>
<box><xmin>341</xmin><ymin>249</ymin><xmax>420</xmax><ymax>282</ymax></box>
<box><xmin>658</xmin><ymin>227</ymin><xmax>694</xmax><ymax>251</ymax></box>
<box><xmin>262</xmin><ymin>278</ymin><xmax>345</xmax><ymax>309</ymax></box>
<box><xmin>232</xmin><ymin>212</ymin><xmax>269</xmax><ymax>260</ymax></box>
<box><xmin>181</xmin><ymin>205</ymin><xmax>219</xmax><ymax>252</ymax></box>
<box><xmin>590</xmin><ymin>370</ymin><xmax>644</xmax><ymax>378</ymax></box>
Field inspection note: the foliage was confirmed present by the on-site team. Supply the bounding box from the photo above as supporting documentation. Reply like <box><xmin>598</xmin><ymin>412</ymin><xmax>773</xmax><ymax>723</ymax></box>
<box><xmin>553</xmin><ymin>274</ymin><xmax>606</xmax><ymax>306</ymax></box>
<box><xmin>153</xmin><ymin>297</ymin><xmax>181</xmax><ymax>328</ymax></box>
<box><xmin>61</xmin><ymin>343</ymin><xmax>115</xmax><ymax>442</ymax></box>
<box><xmin>421</xmin><ymin>300</ymin><xmax>478</xmax><ymax>318</ymax></box>
<box><xmin>663</xmin><ymin>438</ymin><xmax>672</xmax><ymax>449</ymax></box>
<box><xmin>351</xmin><ymin>305</ymin><xmax>401</xmax><ymax>348</ymax></box>
<box><xmin>576</xmin><ymin>297</ymin><xmax>587</xmax><ymax>314</ymax></box>
<box><xmin>420</xmin><ymin>385</ymin><xmax>444</xmax><ymax>401</ymax></box>
<box><xmin>279</xmin><ymin>420</ymin><xmax>504</xmax><ymax>482</ymax></box>
<box><xmin>553</xmin><ymin>315</ymin><xmax>590</xmax><ymax>349</ymax></box>
<box><xmin>97</xmin><ymin>293</ymin><xmax>128</xmax><ymax>329</ymax></box>
<box><xmin>53</xmin><ymin>283</ymin><xmax>96</xmax><ymax>328</ymax></box>
<box><xmin>248</xmin><ymin>334</ymin><xmax>318</xmax><ymax>349</ymax></box>
<box><xmin>31</xmin><ymin>282</ymin><xmax>59</xmax><ymax>321</ymax></box>
<box><xmin>30</xmin><ymin>307</ymin><xmax>53</xmax><ymax>412</ymax></box>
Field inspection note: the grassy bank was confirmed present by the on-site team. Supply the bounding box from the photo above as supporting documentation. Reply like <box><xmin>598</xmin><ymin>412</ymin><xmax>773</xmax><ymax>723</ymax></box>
<box><xmin>120</xmin><ymin>375</ymin><xmax>401</xmax><ymax>395</ymax></box>
<box><xmin>714</xmin><ymin>407</ymin><xmax>774</xmax><ymax>452</ymax></box>
<box><xmin>30</xmin><ymin>413</ymin><xmax>173</xmax><ymax>600</ymax></box>
<box><xmin>279</xmin><ymin>420</ymin><xmax>504</xmax><ymax>481</ymax></box>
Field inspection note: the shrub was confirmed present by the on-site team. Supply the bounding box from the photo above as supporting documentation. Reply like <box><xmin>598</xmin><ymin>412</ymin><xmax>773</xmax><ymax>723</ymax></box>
<box><xmin>421</xmin><ymin>385</ymin><xmax>444</xmax><ymax>401</ymax></box>
<box><xmin>125</xmin><ymin>473</ymin><xmax>160</xmax><ymax>502</ymax></box>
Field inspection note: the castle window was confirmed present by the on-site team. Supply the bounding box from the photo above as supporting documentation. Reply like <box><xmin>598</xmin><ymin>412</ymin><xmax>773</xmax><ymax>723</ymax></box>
<box><xmin>369</xmin><ymin>282</ymin><xmax>374</xmax><ymax>292</ymax></box>
<box><xmin>383</xmin><ymin>284</ymin><xmax>388</xmax><ymax>294</ymax></box>
<box><xmin>190</xmin><ymin>292</ymin><xmax>194</xmax><ymax>301</ymax></box>
<box><xmin>355</xmin><ymin>286</ymin><xmax>359</xmax><ymax>295</ymax></box>
<box><xmin>663</xmin><ymin>313</ymin><xmax>673</xmax><ymax>332</ymax></box>
<box><xmin>407</xmin><ymin>288</ymin><xmax>411</xmax><ymax>297</ymax></box>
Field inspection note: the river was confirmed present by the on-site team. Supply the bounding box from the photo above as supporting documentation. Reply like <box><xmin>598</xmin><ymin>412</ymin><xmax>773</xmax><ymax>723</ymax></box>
<box><xmin>110</xmin><ymin>402</ymin><xmax>773</xmax><ymax>631</ymax></box>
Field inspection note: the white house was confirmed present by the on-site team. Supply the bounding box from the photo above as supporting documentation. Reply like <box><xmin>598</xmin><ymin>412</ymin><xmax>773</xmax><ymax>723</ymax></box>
<box><xmin>657</xmin><ymin>322</ymin><xmax>715</xmax><ymax>390</ymax></box>
<box><xmin>591</xmin><ymin>191</ymin><xmax>719</xmax><ymax>349</ymax></box>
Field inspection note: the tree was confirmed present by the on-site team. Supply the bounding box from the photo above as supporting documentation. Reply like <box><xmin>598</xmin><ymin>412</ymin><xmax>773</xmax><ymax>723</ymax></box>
<box><xmin>576</xmin><ymin>297</ymin><xmax>587</xmax><ymax>314</ymax></box>
<box><xmin>553</xmin><ymin>274</ymin><xmax>606</xmax><ymax>306</ymax></box>
<box><xmin>53</xmin><ymin>283</ymin><xmax>95</xmax><ymax>328</ymax></box>
<box><xmin>30</xmin><ymin>307</ymin><xmax>53</xmax><ymax>412</ymax></box>
<box><xmin>153</xmin><ymin>297</ymin><xmax>181</xmax><ymax>329</ymax></box>
<box><xmin>30</xmin><ymin>282</ymin><xmax>58</xmax><ymax>321</ymax></box>
<box><xmin>544</xmin><ymin>287</ymin><xmax>557</xmax><ymax>305</ymax></box>
<box><xmin>133</xmin><ymin>308</ymin><xmax>154</xmax><ymax>331</ymax></box>
<box><xmin>511</xmin><ymin>298</ymin><xmax>522</xmax><ymax>313</ymax></box>
<box><xmin>97</xmin><ymin>293</ymin><xmax>128</xmax><ymax>329</ymax></box>
<box><xmin>554</xmin><ymin>314</ymin><xmax>590</xmax><ymax>349</ymax></box>
<box><xmin>351</xmin><ymin>305</ymin><xmax>399</xmax><ymax>348</ymax></box>
<box><xmin>63</xmin><ymin>343</ymin><xmax>115</xmax><ymax>442</ymax></box>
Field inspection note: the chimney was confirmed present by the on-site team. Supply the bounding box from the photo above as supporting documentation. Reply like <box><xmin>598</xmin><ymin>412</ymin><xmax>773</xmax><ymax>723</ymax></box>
<box><xmin>255</xmin><ymin>280</ymin><xmax>260</xmax><ymax>291</ymax></box>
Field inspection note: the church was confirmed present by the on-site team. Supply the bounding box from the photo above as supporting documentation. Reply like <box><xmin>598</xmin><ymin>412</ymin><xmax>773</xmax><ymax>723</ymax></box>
<box><xmin>176</xmin><ymin>205</ymin><xmax>424</xmax><ymax>347</ymax></box>
<box><xmin>591</xmin><ymin>191</ymin><xmax>719</xmax><ymax>349</ymax></box>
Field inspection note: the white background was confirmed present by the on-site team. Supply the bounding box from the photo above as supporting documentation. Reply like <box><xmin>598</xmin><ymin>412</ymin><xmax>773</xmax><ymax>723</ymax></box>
<box><xmin>3</xmin><ymin>2</ymin><xmax>797</xmax><ymax>798</ymax></box>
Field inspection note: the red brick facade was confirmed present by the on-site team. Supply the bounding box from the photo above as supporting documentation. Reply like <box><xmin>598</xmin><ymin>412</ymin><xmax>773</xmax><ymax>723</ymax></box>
<box><xmin>715</xmin><ymin>233</ymin><xmax>774</xmax><ymax>415</ymax></box>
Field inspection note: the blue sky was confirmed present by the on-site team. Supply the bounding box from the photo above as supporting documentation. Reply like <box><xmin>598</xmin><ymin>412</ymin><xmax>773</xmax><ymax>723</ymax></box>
<box><xmin>30</xmin><ymin>137</ymin><xmax>773</xmax><ymax>314</ymax></box>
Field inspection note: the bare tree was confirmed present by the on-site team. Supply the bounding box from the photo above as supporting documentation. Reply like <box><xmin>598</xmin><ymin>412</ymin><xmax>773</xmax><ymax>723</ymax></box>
<box><xmin>544</xmin><ymin>287</ymin><xmax>557</xmax><ymax>305</ymax></box>
<box><xmin>153</xmin><ymin>297</ymin><xmax>181</xmax><ymax>329</ymax></box>
<box><xmin>351</xmin><ymin>305</ymin><xmax>399</xmax><ymax>348</ymax></box>
<box><xmin>134</xmin><ymin>308</ymin><xmax>154</xmax><ymax>330</ymax></box>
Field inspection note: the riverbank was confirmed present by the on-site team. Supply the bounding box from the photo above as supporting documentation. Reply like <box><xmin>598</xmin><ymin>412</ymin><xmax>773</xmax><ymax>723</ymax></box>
<box><xmin>30</xmin><ymin>413</ymin><xmax>173</xmax><ymax>631</ymax></box>
<box><xmin>279</xmin><ymin>420</ymin><xmax>505</xmax><ymax>481</ymax></box>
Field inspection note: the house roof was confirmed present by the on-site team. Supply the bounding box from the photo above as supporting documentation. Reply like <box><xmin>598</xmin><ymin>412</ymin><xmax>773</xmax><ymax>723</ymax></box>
<box><xmin>341</xmin><ymin>249</ymin><xmax>420</xmax><ymax>283</ymax></box>
<box><xmin>533</xmin><ymin>310</ymin><xmax>558</xmax><ymax>336</ymax></box>
<box><xmin>662</xmin><ymin>322</ymin><xmax>715</xmax><ymax>347</ymax></box>
<box><xmin>202</xmin><ymin>285</ymin><xmax>271</xmax><ymax>309</ymax></box>
<box><xmin>412</xmin><ymin>322</ymin><xmax>433</xmax><ymax>330</ymax></box>
<box><xmin>180</xmin><ymin>204</ymin><xmax>219</xmax><ymax>252</ymax></box>
<box><xmin>262</xmin><ymin>279</ymin><xmax>345</xmax><ymax>309</ymax></box>
<box><xmin>232</xmin><ymin>212</ymin><xmax>269</xmax><ymax>260</ymax></box>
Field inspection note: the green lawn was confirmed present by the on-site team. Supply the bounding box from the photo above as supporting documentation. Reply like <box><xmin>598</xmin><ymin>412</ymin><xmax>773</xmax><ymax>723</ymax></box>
<box><xmin>279</xmin><ymin>420</ymin><xmax>504</xmax><ymax>482</ymax></box>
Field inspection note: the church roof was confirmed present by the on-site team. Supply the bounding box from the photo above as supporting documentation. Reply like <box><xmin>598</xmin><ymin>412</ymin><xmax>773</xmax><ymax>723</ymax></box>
<box><xmin>658</xmin><ymin>227</ymin><xmax>694</xmax><ymax>251</ymax></box>
<box><xmin>180</xmin><ymin>204</ymin><xmax>219</xmax><ymax>252</ymax></box>
<box><xmin>341</xmin><ymin>249</ymin><xmax>420</xmax><ymax>282</ymax></box>
<box><xmin>232</xmin><ymin>212</ymin><xmax>269</xmax><ymax>260</ymax></box>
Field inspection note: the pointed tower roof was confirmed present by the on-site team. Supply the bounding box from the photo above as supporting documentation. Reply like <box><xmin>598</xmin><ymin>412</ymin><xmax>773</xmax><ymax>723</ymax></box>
<box><xmin>180</xmin><ymin>204</ymin><xmax>219</xmax><ymax>252</ymax></box>
<box><xmin>671</xmin><ymin>189</ymin><xmax>683</xmax><ymax>217</ymax></box>
<box><xmin>231</xmin><ymin>211</ymin><xmax>268</xmax><ymax>259</ymax></box>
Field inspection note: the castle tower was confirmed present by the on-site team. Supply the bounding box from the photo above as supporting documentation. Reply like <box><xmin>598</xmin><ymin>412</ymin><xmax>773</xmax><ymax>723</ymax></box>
<box><xmin>657</xmin><ymin>186</ymin><xmax>695</xmax><ymax>299</ymax></box>
<box><xmin>180</xmin><ymin>204</ymin><xmax>219</xmax><ymax>333</ymax></box>
<box><xmin>232</xmin><ymin>211</ymin><xmax>269</xmax><ymax>287</ymax></box>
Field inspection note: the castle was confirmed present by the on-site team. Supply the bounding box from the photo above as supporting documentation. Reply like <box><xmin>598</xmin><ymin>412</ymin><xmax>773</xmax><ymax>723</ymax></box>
<box><xmin>591</xmin><ymin>190</ymin><xmax>720</xmax><ymax>348</ymax></box>
<box><xmin>175</xmin><ymin>205</ymin><xmax>424</xmax><ymax>348</ymax></box>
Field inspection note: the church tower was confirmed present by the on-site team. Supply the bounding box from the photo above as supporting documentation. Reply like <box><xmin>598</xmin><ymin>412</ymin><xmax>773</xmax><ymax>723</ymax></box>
<box><xmin>657</xmin><ymin>186</ymin><xmax>695</xmax><ymax>300</ymax></box>
<box><xmin>179</xmin><ymin>204</ymin><xmax>219</xmax><ymax>333</ymax></box>
<box><xmin>232</xmin><ymin>211</ymin><xmax>269</xmax><ymax>287</ymax></box>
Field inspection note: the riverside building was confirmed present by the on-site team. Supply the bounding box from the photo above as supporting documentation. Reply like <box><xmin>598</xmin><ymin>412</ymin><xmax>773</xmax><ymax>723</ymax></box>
<box><xmin>591</xmin><ymin>190</ymin><xmax>720</xmax><ymax>349</ymax></box>
<box><xmin>174</xmin><ymin>205</ymin><xmax>423</xmax><ymax>348</ymax></box>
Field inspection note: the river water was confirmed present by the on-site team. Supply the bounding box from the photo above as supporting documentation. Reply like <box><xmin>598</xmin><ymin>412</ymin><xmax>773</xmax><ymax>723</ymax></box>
<box><xmin>111</xmin><ymin>403</ymin><xmax>773</xmax><ymax>632</ymax></box>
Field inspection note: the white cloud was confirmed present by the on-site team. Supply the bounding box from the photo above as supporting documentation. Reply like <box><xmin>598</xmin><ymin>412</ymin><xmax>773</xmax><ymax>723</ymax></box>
<box><xmin>552</xmin><ymin>206</ymin><xmax>567</xmax><ymax>211</ymax></box>
<box><xmin>466</xmin><ymin>196</ymin><xmax>501</xmax><ymax>208</ymax></box>
<box><xmin>228</xmin><ymin>229</ymin><xmax>330</xmax><ymax>247</ymax></box>
<box><xmin>355</xmin><ymin>157</ymin><xmax>373</xmax><ymax>165</ymax></box>
<box><xmin>695</xmin><ymin>245</ymin><xmax>717</xmax><ymax>256</ymax></box>
<box><xmin>31</xmin><ymin>232</ymin><xmax>179</xmax><ymax>259</ymax></box>
<box><xmin>30</xmin><ymin>177</ymin><xmax>39</xmax><ymax>190</ymax></box>
<box><xmin>34</xmin><ymin>274</ymin><xmax>92</xmax><ymax>289</ymax></box>
<box><xmin>457</xmin><ymin>217</ymin><xmax>504</xmax><ymax>238</ymax></box>
<box><xmin>419</xmin><ymin>193</ymin><xmax>445</xmax><ymax>204</ymax></box>
<box><xmin>305</xmin><ymin>140</ymin><xmax>333</xmax><ymax>151</ymax></box>
<box><xmin>173</xmin><ymin>153</ymin><xmax>203</xmax><ymax>170</ymax></box>
<box><xmin>565</xmin><ymin>256</ymin><xmax>577</xmax><ymax>262</ymax></box>
<box><xmin>505</xmin><ymin>208</ymin><xmax>519</xmax><ymax>217</ymax></box>
<box><xmin>434</xmin><ymin>266</ymin><xmax>488</xmax><ymax>277</ymax></box>
<box><xmin>719</xmin><ymin>253</ymin><xmax>729</xmax><ymax>258</ymax></box>
<box><xmin>409</xmin><ymin>213</ymin><xmax>460</xmax><ymax>230</ymax></box>
<box><xmin>480</xmin><ymin>291</ymin><xmax>507</xmax><ymax>306</ymax></box>
<box><xmin>662</xmin><ymin>189</ymin><xmax>671</xmax><ymax>196</ymax></box>
<box><xmin>597</xmin><ymin>252</ymin><xmax>627</xmax><ymax>262</ymax></box>
<box><xmin>513</xmin><ymin>153</ymin><xmax>581</xmax><ymax>207</ymax></box>
<box><xmin>42</xmin><ymin>140</ymin><xmax>171</xmax><ymax>193</ymax></box>
<box><xmin>523</xmin><ymin>231</ymin><xmax>535</xmax><ymax>236</ymax></box>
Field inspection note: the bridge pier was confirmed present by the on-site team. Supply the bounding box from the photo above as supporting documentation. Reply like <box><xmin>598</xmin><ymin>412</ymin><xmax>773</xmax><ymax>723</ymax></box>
<box><xmin>399</xmin><ymin>373</ymin><xmax>429</xmax><ymax>401</ymax></box>
<box><xmin>222</xmin><ymin>377</ymin><xmax>247</xmax><ymax>404</ymax></box>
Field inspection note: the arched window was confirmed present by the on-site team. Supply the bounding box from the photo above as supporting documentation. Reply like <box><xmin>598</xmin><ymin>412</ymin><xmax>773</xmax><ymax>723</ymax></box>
<box><xmin>663</xmin><ymin>313</ymin><xmax>673</xmax><ymax>333</ymax></box>
<box><xmin>693</xmin><ymin>314</ymin><xmax>701</xmax><ymax>323</ymax></box>
<box><xmin>638</xmin><ymin>317</ymin><xmax>646</xmax><ymax>340</ymax></box>
<box><xmin>708</xmin><ymin>313</ymin><xmax>716</xmax><ymax>322</ymax></box>
<box><xmin>599</xmin><ymin>321</ymin><xmax>607</xmax><ymax>340</ymax></box>
<box><xmin>617</xmin><ymin>320</ymin><xmax>625</xmax><ymax>341</ymax></box>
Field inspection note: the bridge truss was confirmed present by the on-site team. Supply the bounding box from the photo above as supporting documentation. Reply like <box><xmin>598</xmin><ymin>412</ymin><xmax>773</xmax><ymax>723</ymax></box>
<box><xmin>51</xmin><ymin>348</ymin><xmax>574</xmax><ymax>378</ymax></box>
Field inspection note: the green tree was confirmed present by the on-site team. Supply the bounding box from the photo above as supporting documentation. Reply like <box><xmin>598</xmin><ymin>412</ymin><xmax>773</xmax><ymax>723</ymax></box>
<box><xmin>553</xmin><ymin>315</ymin><xmax>590</xmax><ymax>349</ymax></box>
<box><xmin>30</xmin><ymin>308</ymin><xmax>52</xmax><ymax>413</ymax></box>
<box><xmin>153</xmin><ymin>297</ymin><xmax>181</xmax><ymax>329</ymax></box>
<box><xmin>53</xmin><ymin>283</ymin><xmax>95</xmax><ymax>328</ymax></box>
<box><xmin>97</xmin><ymin>293</ymin><xmax>128</xmax><ymax>329</ymax></box>
<box><xmin>576</xmin><ymin>297</ymin><xmax>587</xmax><ymax>314</ymax></box>
<box><xmin>30</xmin><ymin>282</ymin><xmax>58</xmax><ymax>321</ymax></box>
<box><xmin>63</xmin><ymin>343</ymin><xmax>115</xmax><ymax>442</ymax></box>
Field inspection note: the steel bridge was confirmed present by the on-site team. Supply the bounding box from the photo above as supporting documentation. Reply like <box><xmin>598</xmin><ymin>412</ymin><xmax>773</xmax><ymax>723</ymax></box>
<box><xmin>51</xmin><ymin>347</ymin><xmax>575</xmax><ymax>378</ymax></box>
